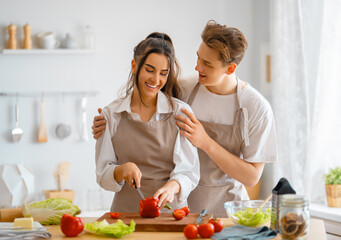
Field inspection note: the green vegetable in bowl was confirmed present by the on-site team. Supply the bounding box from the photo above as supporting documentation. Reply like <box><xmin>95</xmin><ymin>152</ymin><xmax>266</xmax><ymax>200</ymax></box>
<box><xmin>85</xmin><ymin>219</ymin><xmax>135</xmax><ymax>238</ymax></box>
<box><xmin>233</xmin><ymin>208</ymin><xmax>271</xmax><ymax>227</ymax></box>
<box><xmin>22</xmin><ymin>198</ymin><xmax>80</xmax><ymax>225</ymax></box>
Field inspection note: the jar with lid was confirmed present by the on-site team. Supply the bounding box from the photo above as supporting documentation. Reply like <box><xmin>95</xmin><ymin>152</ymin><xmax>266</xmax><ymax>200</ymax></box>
<box><xmin>279</xmin><ymin>194</ymin><xmax>309</xmax><ymax>240</ymax></box>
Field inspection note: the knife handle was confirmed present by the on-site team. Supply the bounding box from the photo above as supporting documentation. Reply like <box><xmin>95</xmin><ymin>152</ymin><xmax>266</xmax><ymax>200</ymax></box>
<box><xmin>133</xmin><ymin>179</ymin><xmax>137</xmax><ymax>189</ymax></box>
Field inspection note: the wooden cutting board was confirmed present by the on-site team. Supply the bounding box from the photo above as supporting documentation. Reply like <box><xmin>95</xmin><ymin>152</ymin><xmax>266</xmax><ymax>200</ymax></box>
<box><xmin>97</xmin><ymin>212</ymin><xmax>212</xmax><ymax>232</ymax></box>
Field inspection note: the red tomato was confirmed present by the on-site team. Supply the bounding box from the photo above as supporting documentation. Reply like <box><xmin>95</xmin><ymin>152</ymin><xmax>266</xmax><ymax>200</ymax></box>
<box><xmin>198</xmin><ymin>223</ymin><xmax>215</xmax><ymax>238</ymax></box>
<box><xmin>109</xmin><ymin>212</ymin><xmax>121</xmax><ymax>219</ymax></box>
<box><xmin>209</xmin><ymin>218</ymin><xmax>224</xmax><ymax>232</ymax></box>
<box><xmin>60</xmin><ymin>213</ymin><xmax>84</xmax><ymax>237</ymax></box>
<box><xmin>183</xmin><ymin>224</ymin><xmax>198</xmax><ymax>239</ymax></box>
<box><xmin>181</xmin><ymin>206</ymin><xmax>190</xmax><ymax>216</ymax></box>
<box><xmin>173</xmin><ymin>209</ymin><xmax>186</xmax><ymax>220</ymax></box>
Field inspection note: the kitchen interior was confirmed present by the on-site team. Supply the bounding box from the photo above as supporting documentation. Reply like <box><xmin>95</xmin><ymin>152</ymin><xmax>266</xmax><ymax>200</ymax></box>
<box><xmin>0</xmin><ymin>0</ymin><xmax>341</xmax><ymax>239</ymax></box>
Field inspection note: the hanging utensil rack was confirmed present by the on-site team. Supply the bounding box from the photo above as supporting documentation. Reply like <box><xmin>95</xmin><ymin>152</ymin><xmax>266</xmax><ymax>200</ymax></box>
<box><xmin>0</xmin><ymin>91</ymin><xmax>98</xmax><ymax>98</ymax></box>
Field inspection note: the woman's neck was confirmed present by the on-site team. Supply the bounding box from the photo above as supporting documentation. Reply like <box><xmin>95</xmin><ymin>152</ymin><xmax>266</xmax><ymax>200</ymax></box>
<box><xmin>131</xmin><ymin>88</ymin><xmax>157</xmax><ymax>122</ymax></box>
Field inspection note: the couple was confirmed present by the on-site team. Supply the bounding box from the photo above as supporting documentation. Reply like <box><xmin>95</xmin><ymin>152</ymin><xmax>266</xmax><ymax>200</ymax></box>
<box><xmin>94</xmin><ymin>20</ymin><xmax>278</xmax><ymax>218</ymax></box>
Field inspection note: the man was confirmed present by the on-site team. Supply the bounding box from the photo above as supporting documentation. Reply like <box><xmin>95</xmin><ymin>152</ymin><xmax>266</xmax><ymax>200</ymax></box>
<box><xmin>92</xmin><ymin>20</ymin><xmax>277</xmax><ymax>217</ymax></box>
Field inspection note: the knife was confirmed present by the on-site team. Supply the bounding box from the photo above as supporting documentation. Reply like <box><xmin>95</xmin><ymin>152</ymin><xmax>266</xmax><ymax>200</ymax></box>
<box><xmin>196</xmin><ymin>209</ymin><xmax>207</xmax><ymax>224</ymax></box>
<box><xmin>133</xmin><ymin>180</ymin><xmax>145</xmax><ymax>200</ymax></box>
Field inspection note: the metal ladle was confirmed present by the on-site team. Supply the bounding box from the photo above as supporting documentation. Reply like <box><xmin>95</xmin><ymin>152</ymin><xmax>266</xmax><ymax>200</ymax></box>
<box><xmin>55</xmin><ymin>94</ymin><xmax>71</xmax><ymax>139</ymax></box>
<box><xmin>12</xmin><ymin>96</ymin><xmax>23</xmax><ymax>142</ymax></box>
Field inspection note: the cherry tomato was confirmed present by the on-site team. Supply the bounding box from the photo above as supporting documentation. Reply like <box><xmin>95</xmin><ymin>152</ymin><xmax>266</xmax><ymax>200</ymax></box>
<box><xmin>209</xmin><ymin>218</ymin><xmax>224</xmax><ymax>232</ymax></box>
<box><xmin>109</xmin><ymin>212</ymin><xmax>121</xmax><ymax>219</ymax></box>
<box><xmin>173</xmin><ymin>209</ymin><xmax>186</xmax><ymax>220</ymax></box>
<box><xmin>183</xmin><ymin>224</ymin><xmax>198</xmax><ymax>239</ymax></box>
<box><xmin>181</xmin><ymin>206</ymin><xmax>190</xmax><ymax>216</ymax></box>
<box><xmin>198</xmin><ymin>223</ymin><xmax>215</xmax><ymax>238</ymax></box>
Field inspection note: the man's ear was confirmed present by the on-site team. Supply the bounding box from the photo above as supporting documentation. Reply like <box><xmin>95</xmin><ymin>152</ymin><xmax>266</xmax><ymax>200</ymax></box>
<box><xmin>131</xmin><ymin>59</ymin><xmax>136</xmax><ymax>73</ymax></box>
<box><xmin>226</xmin><ymin>63</ymin><xmax>237</xmax><ymax>75</ymax></box>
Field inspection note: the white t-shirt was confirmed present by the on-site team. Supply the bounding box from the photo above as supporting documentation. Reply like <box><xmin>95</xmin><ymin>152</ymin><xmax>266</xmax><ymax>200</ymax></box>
<box><xmin>179</xmin><ymin>75</ymin><xmax>278</xmax><ymax>164</ymax></box>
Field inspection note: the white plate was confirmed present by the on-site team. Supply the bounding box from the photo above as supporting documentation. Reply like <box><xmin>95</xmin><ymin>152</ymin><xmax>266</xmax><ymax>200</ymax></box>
<box><xmin>0</xmin><ymin>221</ymin><xmax>45</xmax><ymax>233</ymax></box>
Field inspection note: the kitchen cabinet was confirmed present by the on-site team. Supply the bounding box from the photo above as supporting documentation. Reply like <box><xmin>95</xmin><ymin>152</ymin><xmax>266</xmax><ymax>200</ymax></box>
<box><xmin>47</xmin><ymin>217</ymin><xmax>327</xmax><ymax>240</ymax></box>
<box><xmin>1</xmin><ymin>49</ymin><xmax>94</xmax><ymax>55</ymax></box>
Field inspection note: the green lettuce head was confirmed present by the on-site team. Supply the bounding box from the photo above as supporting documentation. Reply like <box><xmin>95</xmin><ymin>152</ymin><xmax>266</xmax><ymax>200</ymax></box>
<box><xmin>22</xmin><ymin>198</ymin><xmax>80</xmax><ymax>225</ymax></box>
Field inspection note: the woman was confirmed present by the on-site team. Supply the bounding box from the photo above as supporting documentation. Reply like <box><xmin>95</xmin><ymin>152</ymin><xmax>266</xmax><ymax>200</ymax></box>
<box><xmin>96</xmin><ymin>33</ymin><xmax>200</xmax><ymax>212</ymax></box>
<box><xmin>94</xmin><ymin>21</ymin><xmax>277</xmax><ymax>217</ymax></box>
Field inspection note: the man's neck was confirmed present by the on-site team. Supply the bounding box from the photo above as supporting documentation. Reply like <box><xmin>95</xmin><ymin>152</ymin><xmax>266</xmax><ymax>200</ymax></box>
<box><xmin>205</xmin><ymin>74</ymin><xmax>237</xmax><ymax>95</ymax></box>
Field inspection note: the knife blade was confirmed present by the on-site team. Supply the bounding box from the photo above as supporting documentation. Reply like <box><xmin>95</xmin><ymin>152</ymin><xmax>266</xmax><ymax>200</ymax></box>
<box><xmin>196</xmin><ymin>209</ymin><xmax>207</xmax><ymax>224</ymax></box>
<box><xmin>133</xmin><ymin>180</ymin><xmax>145</xmax><ymax>200</ymax></box>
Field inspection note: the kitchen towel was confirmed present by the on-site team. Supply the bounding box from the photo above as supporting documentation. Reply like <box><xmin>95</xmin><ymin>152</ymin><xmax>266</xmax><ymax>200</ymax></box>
<box><xmin>0</xmin><ymin>230</ymin><xmax>51</xmax><ymax>239</ymax></box>
<box><xmin>212</xmin><ymin>225</ymin><xmax>277</xmax><ymax>240</ymax></box>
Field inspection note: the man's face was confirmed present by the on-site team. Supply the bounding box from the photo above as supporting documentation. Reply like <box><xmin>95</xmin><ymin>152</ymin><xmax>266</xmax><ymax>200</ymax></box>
<box><xmin>195</xmin><ymin>42</ymin><xmax>230</xmax><ymax>88</ymax></box>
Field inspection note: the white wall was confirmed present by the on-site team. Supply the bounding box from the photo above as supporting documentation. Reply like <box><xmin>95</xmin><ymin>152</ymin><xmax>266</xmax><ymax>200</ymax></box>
<box><xmin>0</xmin><ymin>0</ymin><xmax>269</xmax><ymax>210</ymax></box>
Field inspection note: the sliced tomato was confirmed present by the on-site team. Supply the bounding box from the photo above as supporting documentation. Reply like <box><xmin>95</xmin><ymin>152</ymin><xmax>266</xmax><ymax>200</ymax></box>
<box><xmin>173</xmin><ymin>209</ymin><xmax>186</xmax><ymax>220</ymax></box>
<box><xmin>181</xmin><ymin>206</ymin><xmax>190</xmax><ymax>216</ymax></box>
<box><xmin>109</xmin><ymin>212</ymin><xmax>121</xmax><ymax>219</ymax></box>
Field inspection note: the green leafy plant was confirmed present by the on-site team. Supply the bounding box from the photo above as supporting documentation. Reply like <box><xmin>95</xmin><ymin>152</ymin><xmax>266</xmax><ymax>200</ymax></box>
<box><xmin>324</xmin><ymin>166</ymin><xmax>341</xmax><ymax>185</ymax></box>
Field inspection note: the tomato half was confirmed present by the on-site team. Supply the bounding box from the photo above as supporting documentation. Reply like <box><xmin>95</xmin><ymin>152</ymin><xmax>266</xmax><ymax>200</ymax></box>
<box><xmin>181</xmin><ymin>206</ymin><xmax>190</xmax><ymax>216</ymax></box>
<box><xmin>109</xmin><ymin>212</ymin><xmax>121</xmax><ymax>219</ymax></box>
<box><xmin>173</xmin><ymin>209</ymin><xmax>186</xmax><ymax>220</ymax></box>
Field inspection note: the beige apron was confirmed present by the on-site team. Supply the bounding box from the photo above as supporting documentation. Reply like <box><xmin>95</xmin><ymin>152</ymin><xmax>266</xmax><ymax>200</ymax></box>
<box><xmin>110</xmin><ymin>111</ymin><xmax>186</xmax><ymax>212</ymax></box>
<box><xmin>187</xmin><ymin>79</ymin><xmax>250</xmax><ymax>217</ymax></box>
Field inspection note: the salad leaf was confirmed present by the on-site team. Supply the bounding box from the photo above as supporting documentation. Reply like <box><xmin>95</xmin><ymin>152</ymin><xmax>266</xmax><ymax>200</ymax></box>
<box><xmin>84</xmin><ymin>219</ymin><xmax>135</xmax><ymax>238</ymax></box>
<box><xmin>22</xmin><ymin>198</ymin><xmax>80</xmax><ymax>225</ymax></box>
<box><xmin>233</xmin><ymin>208</ymin><xmax>271</xmax><ymax>227</ymax></box>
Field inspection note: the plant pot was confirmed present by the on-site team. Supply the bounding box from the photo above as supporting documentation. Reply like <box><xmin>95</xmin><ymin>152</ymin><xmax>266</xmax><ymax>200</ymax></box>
<box><xmin>43</xmin><ymin>190</ymin><xmax>75</xmax><ymax>201</ymax></box>
<box><xmin>325</xmin><ymin>184</ymin><xmax>341</xmax><ymax>208</ymax></box>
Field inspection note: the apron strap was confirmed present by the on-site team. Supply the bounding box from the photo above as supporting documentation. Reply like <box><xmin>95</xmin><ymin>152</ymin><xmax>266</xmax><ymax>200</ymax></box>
<box><xmin>187</xmin><ymin>83</ymin><xmax>201</xmax><ymax>106</ymax></box>
<box><xmin>236</xmin><ymin>77</ymin><xmax>250</xmax><ymax>146</ymax></box>
<box><xmin>239</xmin><ymin>107</ymin><xmax>250</xmax><ymax>146</ymax></box>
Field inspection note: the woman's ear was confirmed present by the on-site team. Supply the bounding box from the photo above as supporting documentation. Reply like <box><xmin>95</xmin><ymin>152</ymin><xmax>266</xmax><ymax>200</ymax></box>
<box><xmin>226</xmin><ymin>63</ymin><xmax>237</xmax><ymax>75</ymax></box>
<box><xmin>131</xmin><ymin>59</ymin><xmax>136</xmax><ymax>74</ymax></box>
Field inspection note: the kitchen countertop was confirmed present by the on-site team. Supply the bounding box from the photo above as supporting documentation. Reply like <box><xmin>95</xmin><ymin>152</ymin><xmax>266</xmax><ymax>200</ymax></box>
<box><xmin>47</xmin><ymin>217</ymin><xmax>326</xmax><ymax>239</ymax></box>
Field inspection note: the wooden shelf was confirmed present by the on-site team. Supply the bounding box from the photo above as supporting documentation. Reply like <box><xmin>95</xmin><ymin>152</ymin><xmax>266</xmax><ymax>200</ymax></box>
<box><xmin>1</xmin><ymin>49</ymin><xmax>95</xmax><ymax>55</ymax></box>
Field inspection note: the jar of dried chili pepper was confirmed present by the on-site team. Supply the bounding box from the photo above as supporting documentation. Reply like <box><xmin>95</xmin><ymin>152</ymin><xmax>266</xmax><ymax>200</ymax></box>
<box><xmin>279</xmin><ymin>194</ymin><xmax>309</xmax><ymax>240</ymax></box>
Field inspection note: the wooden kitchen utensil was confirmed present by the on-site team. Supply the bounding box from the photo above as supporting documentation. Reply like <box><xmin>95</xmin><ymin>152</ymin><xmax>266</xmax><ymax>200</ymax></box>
<box><xmin>59</xmin><ymin>162</ymin><xmax>70</xmax><ymax>192</ymax></box>
<box><xmin>97</xmin><ymin>213</ymin><xmax>210</xmax><ymax>232</ymax></box>
<box><xmin>23</xmin><ymin>23</ymin><xmax>32</xmax><ymax>49</ymax></box>
<box><xmin>7</xmin><ymin>24</ymin><xmax>17</xmax><ymax>49</ymax></box>
<box><xmin>38</xmin><ymin>98</ymin><xmax>47</xmax><ymax>143</ymax></box>
<box><xmin>253</xmin><ymin>193</ymin><xmax>272</xmax><ymax>213</ymax></box>
<box><xmin>0</xmin><ymin>208</ymin><xmax>23</xmax><ymax>222</ymax></box>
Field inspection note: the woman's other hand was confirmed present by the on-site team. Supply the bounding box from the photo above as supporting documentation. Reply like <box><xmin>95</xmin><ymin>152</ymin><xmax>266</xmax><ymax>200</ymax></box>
<box><xmin>153</xmin><ymin>180</ymin><xmax>180</xmax><ymax>208</ymax></box>
<box><xmin>92</xmin><ymin>108</ymin><xmax>106</xmax><ymax>139</ymax></box>
<box><xmin>114</xmin><ymin>162</ymin><xmax>142</xmax><ymax>188</ymax></box>
<box><xmin>175</xmin><ymin>108</ymin><xmax>211</xmax><ymax>150</ymax></box>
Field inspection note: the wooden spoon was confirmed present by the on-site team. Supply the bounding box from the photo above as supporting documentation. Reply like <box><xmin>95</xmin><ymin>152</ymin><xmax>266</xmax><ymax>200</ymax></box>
<box><xmin>38</xmin><ymin>98</ymin><xmax>47</xmax><ymax>143</ymax></box>
<box><xmin>254</xmin><ymin>193</ymin><xmax>272</xmax><ymax>212</ymax></box>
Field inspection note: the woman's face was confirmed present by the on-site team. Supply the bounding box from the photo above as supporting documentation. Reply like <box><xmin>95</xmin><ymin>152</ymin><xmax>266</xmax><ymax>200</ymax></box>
<box><xmin>134</xmin><ymin>53</ymin><xmax>169</xmax><ymax>100</ymax></box>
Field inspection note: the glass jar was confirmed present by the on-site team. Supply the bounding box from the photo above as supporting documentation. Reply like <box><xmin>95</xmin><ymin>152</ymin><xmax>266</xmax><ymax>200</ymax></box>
<box><xmin>279</xmin><ymin>194</ymin><xmax>309</xmax><ymax>240</ymax></box>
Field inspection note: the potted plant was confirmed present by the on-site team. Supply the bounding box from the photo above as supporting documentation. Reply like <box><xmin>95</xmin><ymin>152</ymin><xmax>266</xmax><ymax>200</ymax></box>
<box><xmin>324</xmin><ymin>166</ymin><xmax>341</xmax><ymax>208</ymax></box>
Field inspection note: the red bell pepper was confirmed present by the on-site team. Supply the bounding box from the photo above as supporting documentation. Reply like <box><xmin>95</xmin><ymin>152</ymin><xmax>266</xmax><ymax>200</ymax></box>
<box><xmin>60</xmin><ymin>213</ymin><xmax>84</xmax><ymax>237</ymax></box>
<box><xmin>139</xmin><ymin>197</ymin><xmax>160</xmax><ymax>218</ymax></box>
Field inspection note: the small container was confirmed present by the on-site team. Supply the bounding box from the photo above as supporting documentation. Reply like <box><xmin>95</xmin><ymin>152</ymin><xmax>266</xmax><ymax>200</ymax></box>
<box><xmin>279</xmin><ymin>194</ymin><xmax>309</xmax><ymax>240</ymax></box>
